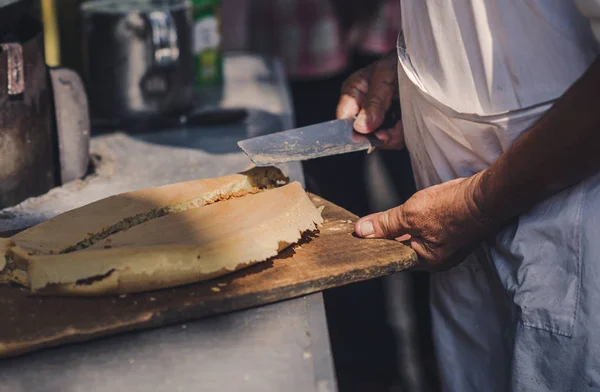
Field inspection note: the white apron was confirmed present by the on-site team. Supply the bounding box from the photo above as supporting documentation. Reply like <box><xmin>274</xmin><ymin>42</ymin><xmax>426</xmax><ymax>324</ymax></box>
<box><xmin>395</xmin><ymin>1</ymin><xmax>600</xmax><ymax>390</ymax></box>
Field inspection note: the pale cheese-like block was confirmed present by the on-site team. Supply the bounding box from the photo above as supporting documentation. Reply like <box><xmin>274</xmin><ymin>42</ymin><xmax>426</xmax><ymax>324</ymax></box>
<box><xmin>10</xmin><ymin>166</ymin><xmax>288</xmax><ymax>255</ymax></box>
<box><xmin>4</xmin><ymin>180</ymin><xmax>323</xmax><ymax>296</ymax></box>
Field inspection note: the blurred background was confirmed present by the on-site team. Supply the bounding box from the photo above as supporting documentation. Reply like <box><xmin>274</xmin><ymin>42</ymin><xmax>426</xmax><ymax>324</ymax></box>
<box><xmin>12</xmin><ymin>1</ymin><xmax>439</xmax><ymax>390</ymax></box>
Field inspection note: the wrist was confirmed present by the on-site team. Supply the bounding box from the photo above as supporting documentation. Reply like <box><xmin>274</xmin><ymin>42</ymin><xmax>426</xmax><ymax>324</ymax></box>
<box><xmin>468</xmin><ymin>169</ymin><xmax>503</xmax><ymax>232</ymax></box>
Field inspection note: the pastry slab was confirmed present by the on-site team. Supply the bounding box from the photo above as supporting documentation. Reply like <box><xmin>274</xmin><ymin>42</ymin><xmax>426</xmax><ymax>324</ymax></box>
<box><xmin>0</xmin><ymin>194</ymin><xmax>417</xmax><ymax>359</ymax></box>
<box><xmin>9</xmin><ymin>166</ymin><xmax>288</xmax><ymax>255</ymax></box>
<box><xmin>0</xmin><ymin>168</ymin><xmax>324</xmax><ymax>295</ymax></box>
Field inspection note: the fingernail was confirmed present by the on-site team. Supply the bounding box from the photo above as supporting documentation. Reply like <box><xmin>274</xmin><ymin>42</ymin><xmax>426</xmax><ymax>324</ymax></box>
<box><xmin>396</xmin><ymin>234</ymin><xmax>411</xmax><ymax>242</ymax></box>
<box><xmin>358</xmin><ymin>220</ymin><xmax>375</xmax><ymax>237</ymax></box>
<box><xmin>355</xmin><ymin>111</ymin><xmax>368</xmax><ymax>132</ymax></box>
<box><xmin>339</xmin><ymin>105</ymin><xmax>356</xmax><ymax>119</ymax></box>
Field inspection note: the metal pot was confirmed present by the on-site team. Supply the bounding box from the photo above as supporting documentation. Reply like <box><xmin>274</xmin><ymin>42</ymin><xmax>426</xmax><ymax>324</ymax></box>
<box><xmin>0</xmin><ymin>15</ymin><xmax>90</xmax><ymax>209</ymax></box>
<box><xmin>81</xmin><ymin>0</ymin><xmax>194</xmax><ymax>124</ymax></box>
<box><xmin>0</xmin><ymin>16</ymin><xmax>55</xmax><ymax>208</ymax></box>
<box><xmin>0</xmin><ymin>15</ymin><xmax>90</xmax><ymax>208</ymax></box>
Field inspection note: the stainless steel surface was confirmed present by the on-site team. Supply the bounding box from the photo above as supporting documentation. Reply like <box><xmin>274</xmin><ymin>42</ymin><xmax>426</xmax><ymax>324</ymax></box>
<box><xmin>0</xmin><ymin>294</ymin><xmax>334</xmax><ymax>392</ymax></box>
<box><xmin>238</xmin><ymin>118</ymin><xmax>382</xmax><ymax>166</ymax></box>
<box><xmin>49</xmin><ymin>67</ymin><xmax>91</xmax><ymax>184</ymax></box>
<box><xmin>148</xmin><ymin>9</ymin><xmax>180</xmax><ymax>67</ymax></box>
<box><xmin>0</xmin><ymin>113</ymin><xmax>337</xmax><ymax>392</ymax></box>
<box><xmin>80</xmin><ymin>0</ymin><xmax>194</xmax><ymax>122</ymax></box>
<box><xmin>0</xmin><ymin>54</ymin><xmax>338</xmax><ymax>392</ymax></box>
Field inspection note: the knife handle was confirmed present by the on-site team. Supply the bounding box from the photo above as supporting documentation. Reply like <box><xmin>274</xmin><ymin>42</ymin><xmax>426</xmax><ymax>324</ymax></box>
<box><xmin>378</xmin><ymin>100</ymin><xmax>402</xmax><ymax>130</ymax></box>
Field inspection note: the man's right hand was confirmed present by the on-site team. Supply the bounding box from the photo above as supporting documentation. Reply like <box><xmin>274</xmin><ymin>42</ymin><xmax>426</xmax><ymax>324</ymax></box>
<box><xmin>336</xmin><ymin>52</ymin><xmax>405</xmax><ymax>150</ymax></box>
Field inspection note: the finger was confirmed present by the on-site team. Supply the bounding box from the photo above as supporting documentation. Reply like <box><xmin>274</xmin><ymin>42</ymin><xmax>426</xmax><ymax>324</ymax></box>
<box><xmin>374</xmin><ymin>120</ymin><xmax>405</xmax><ymax>150</ymax></box>
<box><xmin>337</xmin><ymin>95</ymin><xmax>361</xmax><ymax>119</ymax></box>
<box><xmin>395</xmin><ymin>233</ymin><xmax>411</xmax><ymax>242</ymax></box>
<box><xmin>406</xmin><ymin>238</ymin><xmax>437</xmax><ymax>271</ymax></box>
<box><xmin>355</xmin><ymin>205</ymin><xmax>411</xmax><ymax>239</ymax></box>
<box><xmin>336</xmin><ymin>70</ymin><xmax>370</xmax><ymax>119</ymax></box>
<box><xmin>411</xmin><ymin>242</ymin><xmax>476</xmax><ymax>272</ymax></box>
<box><xmin>354</xmin><ymin>57</ymin><xmax>398</xmax><ymax>134</ymax></box>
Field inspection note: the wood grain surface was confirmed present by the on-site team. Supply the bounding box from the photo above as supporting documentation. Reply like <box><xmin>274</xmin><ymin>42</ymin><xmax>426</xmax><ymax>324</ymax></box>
<box><xmin>0</xmin><ymin>194</ymin><xmax>416</xmax><ymax>359</ymax></box>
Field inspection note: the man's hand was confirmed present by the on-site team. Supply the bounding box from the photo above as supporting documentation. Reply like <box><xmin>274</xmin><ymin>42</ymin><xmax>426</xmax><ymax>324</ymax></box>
<box><xmin>336</xmin><ymin>52</ymin><xmax>405</xmax><ymax>150</ymax></box>
<box><xmin>354</xmin><ymin>172</ymin><xmax>491</xmax><ymax>271</ymax></box>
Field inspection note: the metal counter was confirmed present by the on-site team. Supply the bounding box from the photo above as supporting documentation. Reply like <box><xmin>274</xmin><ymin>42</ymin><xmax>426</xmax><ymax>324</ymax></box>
<box><xmin>0</xmin><ymin>54</ymin><xmax>337</xmax><ymax>392</ymax></box>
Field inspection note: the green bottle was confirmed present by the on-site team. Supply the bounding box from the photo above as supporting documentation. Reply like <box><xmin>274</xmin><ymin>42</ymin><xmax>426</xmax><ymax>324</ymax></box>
<box><xmin>191</xmin><ymin>0</ymin><xmax>224</xmax><ymax>87</ymax></box>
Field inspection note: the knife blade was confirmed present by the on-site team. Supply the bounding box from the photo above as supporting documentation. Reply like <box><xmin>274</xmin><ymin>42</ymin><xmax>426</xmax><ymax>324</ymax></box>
<box><xmin>238</xmin><ymin>103</ymin><xmax>400</xmax><ymax>166</ymax></box>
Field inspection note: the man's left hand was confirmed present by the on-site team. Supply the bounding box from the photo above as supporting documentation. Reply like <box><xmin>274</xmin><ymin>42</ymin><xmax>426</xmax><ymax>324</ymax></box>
<box><xmin>354</xmin><ymin>173</ymin><xmax>490</xmax><ymax>271</ymax></box>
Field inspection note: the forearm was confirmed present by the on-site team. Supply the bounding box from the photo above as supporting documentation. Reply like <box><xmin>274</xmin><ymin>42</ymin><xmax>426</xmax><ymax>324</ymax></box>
<box><xmin>475</xmin><ymin>55</ymin><xmax>600</xmax><ymax>227</ymax></box>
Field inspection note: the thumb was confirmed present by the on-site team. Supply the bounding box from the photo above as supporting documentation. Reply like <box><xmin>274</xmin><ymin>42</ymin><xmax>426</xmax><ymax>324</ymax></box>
<box><xmin>355</xmin><ymin>205</ymin><xmax>410</xmax><ymax>239</ymax></box>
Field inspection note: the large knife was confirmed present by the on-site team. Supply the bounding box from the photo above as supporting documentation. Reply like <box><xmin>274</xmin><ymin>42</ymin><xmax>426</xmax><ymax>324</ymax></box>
<box><xmin>237</xmin><ymin>104</ymin><xmax>400</xmax><ymax>166</ymax></box>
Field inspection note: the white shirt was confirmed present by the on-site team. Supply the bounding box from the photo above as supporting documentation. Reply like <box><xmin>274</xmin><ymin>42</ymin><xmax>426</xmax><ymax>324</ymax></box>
<box><xmin>400</xmin><ymin>0</ymin><xmax>599</xmax><ymax>116</ymax></box>
<box><xmin>394</xmin><ymin>3</ymin><xmax>600</xmax><ymax>391</ymax></box>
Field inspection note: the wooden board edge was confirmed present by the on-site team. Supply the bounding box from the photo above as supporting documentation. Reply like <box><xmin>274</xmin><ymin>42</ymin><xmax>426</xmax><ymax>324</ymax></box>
<box><xmin>0</xmin><ymin>254</ymin><xmax>416</xmax><ymax>360</ymax></box>
<box><xmin>0</xmin><ymin>191</ymin><xmax>418</xmax><ymax>359</ymax></box>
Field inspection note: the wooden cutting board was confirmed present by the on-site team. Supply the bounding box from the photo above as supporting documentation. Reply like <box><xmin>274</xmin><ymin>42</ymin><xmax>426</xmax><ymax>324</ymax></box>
<box><xmin>0</xmin><ymin>194</ymin><xmax>417</xmax><ymax>359</ymax></box>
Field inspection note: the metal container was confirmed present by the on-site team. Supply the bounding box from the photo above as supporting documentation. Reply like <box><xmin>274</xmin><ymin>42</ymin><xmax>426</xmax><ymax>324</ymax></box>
<box><xmin>80</xmin><ymin>0</ymin><xmax>194</xmax><ymax>123</ymax></box>
<box><xmin>0</xmin><ymin>15</ymin><xmax>91</xmax><ymax>208</ymax></box>
<box><xmin>0</xmin><ymin>16</ymin><xmax>57</xmax><ymax>208</ymax></box>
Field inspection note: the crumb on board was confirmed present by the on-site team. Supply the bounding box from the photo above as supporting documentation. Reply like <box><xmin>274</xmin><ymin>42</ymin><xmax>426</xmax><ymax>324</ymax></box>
<box><xmin>211</xmin><ymin>287</ymin><xmax>221</xmax><ymax>292</ymax></box>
